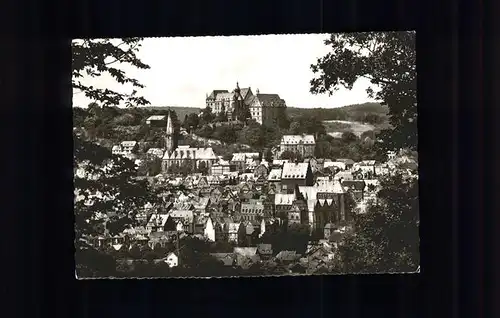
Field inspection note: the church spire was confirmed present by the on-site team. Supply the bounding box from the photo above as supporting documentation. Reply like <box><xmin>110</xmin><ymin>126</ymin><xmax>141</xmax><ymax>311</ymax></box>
<box><xmin>166</xmin><ymin>111</ymin><xmax>173</xmax><ymax>135</ymax></box>
<box><xmin>165</xmin><ymin>111</ymin><xmax>174</xmax><ymax>152</ymax></box>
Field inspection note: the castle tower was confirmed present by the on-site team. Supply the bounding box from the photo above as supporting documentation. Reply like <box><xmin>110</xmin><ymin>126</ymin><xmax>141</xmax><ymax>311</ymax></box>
<box><xmin>165</xmin><ymin>111</ymin><xmax>174</xmax><ymax>152</ymax></box>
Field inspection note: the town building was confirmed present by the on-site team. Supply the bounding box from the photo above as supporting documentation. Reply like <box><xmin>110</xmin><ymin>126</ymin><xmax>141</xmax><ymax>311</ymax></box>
<box><xmin>146</xmin><ymin>115</ymin><xmax>167</xmax><ymax>126</ymax></box>
<box><xmin>279</xmin><ymin>135</ymin><xmax>316</xmax><ymax>158</ymax></box>
<box><xmin>205</xmin><ymin>83</ymin><xmax>253</xmax><ymax>121</ymax></box>
<box><xmin>112</xmin><ymin>141</ymin><xmax>138</xmax><ymax>157</ymax></box>
<box><xmin>246</xmin><ymin>90</ymin><xmax>287</xmax><ymax>126</ymax></box>
<box><xmin>146</xmin><ymin>148</ymin><xmax>165</xmax><ymax>159</ymax></box>
<box><xmin>206</xmin><ymin>83</ymin><xmax>287</xmax><ymax>125</ymax></box>
<box><xmin>281</xmin><ymin>162</ymin><xmax>314</xmax><ymax>194</ymax></box>
<box><xmin>162</xmin><ymin>145</ymin><xmax>218</xmax><ymax>173</ymax></box>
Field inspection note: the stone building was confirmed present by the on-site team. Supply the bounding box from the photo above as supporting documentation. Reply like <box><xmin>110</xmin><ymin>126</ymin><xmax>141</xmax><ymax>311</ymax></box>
<box><xmin>206</xmin><ymin>82</ymin><xmax>287</xmax><ymax>125</ymax></box>
<box><xmin>205</xmin><ymin>82</ymin><xmax>253</xmax><ymax>121</ymax></box>
<box><xmin>279</xmin><ymin>135</ymin><xmax>316</xmax><ymax>159</ymax></box>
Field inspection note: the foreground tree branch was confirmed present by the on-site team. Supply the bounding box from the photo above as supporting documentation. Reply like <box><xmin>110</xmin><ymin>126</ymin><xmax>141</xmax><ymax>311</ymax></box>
<box><xmin>310</xmin><ymin>31</ymin><xmax>417</xmax><ymax>153</ymax></box>
<box><xmin>72</xmin><ymin>37</ymin><xmax>151</xmax><ymax>107</ymax></box>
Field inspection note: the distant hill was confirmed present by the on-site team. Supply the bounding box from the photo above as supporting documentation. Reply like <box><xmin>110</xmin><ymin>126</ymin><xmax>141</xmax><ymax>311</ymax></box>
<box><xmin>286</xmin><ymin>102</ymin><xmax>388</xmax><ymax>121</ymax></box>
<box><xmin>139</xmin><ymin>103</ymin><xmax>388</xmax><ymax>123</ymax></box>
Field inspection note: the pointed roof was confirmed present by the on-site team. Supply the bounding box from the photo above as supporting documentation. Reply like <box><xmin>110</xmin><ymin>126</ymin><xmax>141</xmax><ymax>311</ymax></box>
<box><xmin>166</xmin><ymin>111</ymin><xmax>174</xmax><ymax>135</ymax></box>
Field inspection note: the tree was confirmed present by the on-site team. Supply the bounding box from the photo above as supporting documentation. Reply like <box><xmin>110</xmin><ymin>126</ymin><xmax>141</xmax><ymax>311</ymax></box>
<box><xmin>137</xmin><ymin>154</ymin><xmax>162</xmax><ymax>176</ymax></box>
<box><xmin>184</xmin><ymin>113</ymin><xmax>200</xmax><ymax>133</ymax></box>
<box><xmin>341</xmin><ymin>131</ymin><xmax>358</xmax><ymax>143</ymax></box>
<box><xmin>337</xmin><ymin>174</ymin><xmax>419</xmax><ymax>273</ymax></box>
<box><xmin>310</xmin><ymin>32</ymin><xmax>417</xmax><ymax>152</ymax></box>
<box><xmin>197</xmin><ymin>161</ymin><xmax>209</xmax><ymax>175</ymax></box>
<box><xmin>179</xmin><ymin>160</ymin><xmax>194</xmax><ymax>176</ymax></box>
<box><xmin>264</xmin><ymin>149</ymin><xmax>273</xmax><ymax>162</ymax></box>
<box><xmin>213</xmin><ymin>125</ymin><xmax>237</xmax><ymax>144</ymax></box>
<box><xmin>288</xmin><ymin>115</ymin><xmax>326</xmax><ymax>137</ymax></box>
<box><xmin>364</xmin><ymin>113</ymin><xmax>383</xmax><ymax>125</ymax></box>
<box><xmin>217</xmin><ymin>105</ymin><xmax>228</xmax><ymax>122</ymax></box>
<box><xmin>74</xmin><ymin>134</ymin><xmax>160</xmax><ymax>276</ymax></box>
<box><xmin>72</xmin><ymin>38</ymin><xmax>151</xmax><ymax>107</ymax></box>
<box><xmin>238</xmin><ymin>124</ymin><xmax>265</xmax><ymax>148</ymax></box>
<box><xmin>201</xmin><ymin>107</ymin><xmax>215</xmax><ymax>124</ymax></box>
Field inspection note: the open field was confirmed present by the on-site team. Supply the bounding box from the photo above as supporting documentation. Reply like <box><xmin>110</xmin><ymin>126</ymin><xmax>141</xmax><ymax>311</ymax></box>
<box><xmin>323</xmin><ymin>120</ymin><xmax>376</xmax><ymax>137</ymax></box>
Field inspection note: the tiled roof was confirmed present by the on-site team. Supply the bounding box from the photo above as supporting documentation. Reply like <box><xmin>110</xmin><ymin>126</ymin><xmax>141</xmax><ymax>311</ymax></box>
<box><xmin>275</xmin><ymin>250</ymin><xmax>298</xmax><ymax>261</ymax></box>
<box><xmin>228</xmin><ymin>222</ymin><xmax>241</xmax><ymax>232</ymax></box>
<box><xmin>239</xmin><ymin>88</ymin><xmax>252</xmax><ymax>99</ymax></box>
<box><xmin>257</xmin><ymin>244</ymin><xmax>273</xmax><ymax>255</ymax></box>
<box><xmin>207</xmin><ymin>90</ymin><xmax>229</xmax><ymax>100</ymax></box>
<box><xmin>281</xmin><ymin>135</ymin><xmax>316</xmax><ymax>145</ymax></box>
<box><xmin>234</xmin><ymin>247</ymin><xmax>258</xmax><ymax>257</ymax></box>
<box><xmin>169</xmin><ymin>209</ymin><xmax>194</xmax><ymax>222</ymax></box>
<box><xmin>334</xmin><ymin>171</ymin><xmax>354</xmax><ymax>180</ymax></box>
<box><xmin>336</xmin><ymin>158</ymin><xmax>355</xmax><ymax>165</ymax></box>
<box><xmin>146</xmin><ymin>213</ymin><xmax>170</xmax><ymax>227</ymax></box>
<box><xmin>274</xmin><ymin>193</ymin><xmax>295</xmax><ymax>205</ymax></box>
<box><xmin>315</xmin><ymin>180</ymin><xmax>346</xmax><ymax>194</ymax></box>
<box><xmin>163</xmin><ymin>147</ymin><xmax>217</xmax><ymax>160</ymax></box>
<box><xmin>215</xmin><ymin>92</ymin><xmax>233</xmax><ymax>101</ymax></box>
<box><xmin>146</xmin><ymin>148</ymin><xmax>165</xmax><ymax>158</ymax></box>
<box><xmin>146</xmin><ymin>115</ymin><xmax>166</xmax><ymax>121</ymax></box>
<box><xmin>282</xmin><ymin>162</ymin><xmax>309</xmax><ymax>179</ymax></box>
<box><xmin>210</xmin><ymin>253</ymin><xmax>235</xmax><ymax>266</ymax></box>
<box><xmin>252</xmin><ymin>94</ymin><xmax>285</xmax><ymax>107</ymax></box>
<box><xmin>342</xmin><ymin>180</ymin><xmax>366</xmax><ymax>191</ymax></box>
<box><xmin>298</xmin><ymin>186</ymin><xmax>317</xmax><ymax>200</ymax></box>
<box><xmin>121</xmin><ymin>141</ymin><xmax>137</xmax><ymax>147</ymax></box>
<box><xmin>272</xmin><ymin>159</ymin><xmax>289</xmax><ymax>166</ymax></box>
<box><xmin>360</xmin><ymin>160</ymin><xmax>376</xmax><ymax>165</ymax></box>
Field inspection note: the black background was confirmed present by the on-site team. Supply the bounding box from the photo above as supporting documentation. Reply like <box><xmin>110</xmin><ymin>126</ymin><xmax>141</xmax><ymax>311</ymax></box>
<box><xmin>2</xmin><ymin>0</ymin><xmax>492</xmax><ymax>317</ymax></box>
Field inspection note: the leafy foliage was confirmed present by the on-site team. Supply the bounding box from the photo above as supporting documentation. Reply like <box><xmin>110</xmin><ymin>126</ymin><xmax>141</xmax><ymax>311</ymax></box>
<box><xmin>337</xmin><ymin>174</ymin><xmax>419</xmax><ymax>273</ymax></box>
<box><xmin>310</xmin><ymin>32</ymin><xmax>417</xmax><ymax>152</ymax></box>
<box><xmin>137</xmin><ymin>154</ymin><xmax>162</xmax><ymax>176</ymax></box>
<box><xmin>73</xmin><ymin>134</ymin><xmax>160</xmax><ymax>251</ymax></box>
<box><xmin>72</xmin><ymin>38</ymin><xmax>151</xmax><ymax>107</ymax></box>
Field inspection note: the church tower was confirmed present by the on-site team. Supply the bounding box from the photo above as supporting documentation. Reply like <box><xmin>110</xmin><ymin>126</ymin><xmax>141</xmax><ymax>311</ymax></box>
<box><xmin>165</xmin><ymin>111</ymin><xmax>175</xmax><ymax>152</ymax></box>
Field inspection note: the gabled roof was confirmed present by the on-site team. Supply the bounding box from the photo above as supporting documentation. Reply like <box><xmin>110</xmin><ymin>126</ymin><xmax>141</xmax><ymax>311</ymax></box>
<box><xmin>210</xmin><ymin>253</ymin><xmax>235</xmax><ymax>266</ymax></box>
<box><xmin>281</xmin><ymin>135</ymin><xmax>316</xmax><ymax>145</ymax></box>
<box><xmin>146</xmin><ymin>115</ymin><xmax>166</xmax><ymax>121</ymax></box>
<box><xmin>207</xmin><ymin>90</ymin><xmax>229</xmax><ymax>100</ymax></box>
<box><xmin>163</xmin><ymin>147</ymin><xmax>217</xmax><ymax>160</ymax></box>
<box><xmin>169</xmin><ymin>209</ymin><xmax>194</xmax><ymax>222</ymax></box>
<box><xmin>336</xmin><ymin>158</ymin><xmax>355</xmax><ymax>165</ymax></box>
<box><xmin>215</xmin><ymin>92</ymin><xmax>233</xmax><ymax>101</ymax></box>
<box><xmin>257</xmin><ymin>244</ymin><xmax>273</xmax><ymax>255</ymax></box>
<box><xmin>275</xmin><ymin>250</ymin><xmax>298</xmax><ymax>261</ymax></box>
<box><xmin>234</xmin><ymin>247</ymin><xmax>258</xmax><ymax>257</ymax></box>
<box><xmin>121</xmin><ymin>141</ymin><xmax>137</xmax><ymax>147</ymax></box>
<box><xmin>146</xmin><ymin>213</ymin><xmax>169</xmax><ymax>228</ymax></box>
<box><xmin>274</xmin><ymin>193</ymin><xmax>295</xmax><ymax>205</ymax></box>
<box><xmin>267</xmin><ymin>168</ymin><xmax>282</xmax><ymax>181</ymax></box>
<box><xmin>252</xmin><ymin>93</ymin><xmax>285</xmax><ymax>107</ymax></box>
<box><xmin>342</xmin><ymin>180</ymin><xmax>366</xmax><ymax>191</ymax></box>
<box><xmin>282</xmin><ymin>162</ymin><xmax>309</xmax><ymax>179</ymax></box>
<box><xmin>315</xmin><ymin>179</ymin><xmax>346</xmax><ymax>194</ymax></box>
<box><xmin>146</xmin><ymin>148</ymin><xmax>165</xmax><ymax>158</ymax></box>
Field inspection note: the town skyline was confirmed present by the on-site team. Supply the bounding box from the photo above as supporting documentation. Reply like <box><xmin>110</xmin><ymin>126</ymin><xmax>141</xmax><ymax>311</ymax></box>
<box><xmin>72</xmin><ymin>34</ymin><xmax>381</xmax><ymax>109</ymax></box>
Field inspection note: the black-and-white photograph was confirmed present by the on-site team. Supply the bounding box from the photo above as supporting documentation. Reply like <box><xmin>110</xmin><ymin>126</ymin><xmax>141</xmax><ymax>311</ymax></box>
<box><xmin>73</xmin><ymin>32</ymin><xmax>418</xmax><ymax>279</ymax></box>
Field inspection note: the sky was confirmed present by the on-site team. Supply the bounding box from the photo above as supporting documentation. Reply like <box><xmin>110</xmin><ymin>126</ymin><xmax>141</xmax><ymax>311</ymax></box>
<box><xmin>73</xmin><ymin>34</ymin><xmax>380</xmax><ymax>109</ymax></box>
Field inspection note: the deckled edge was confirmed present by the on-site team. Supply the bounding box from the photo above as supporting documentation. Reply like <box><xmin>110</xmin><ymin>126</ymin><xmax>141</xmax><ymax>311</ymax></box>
<box><xmin>75</xmin><ymin>266</ymin><xmax>421</xmax><ymax>280</ymax></box>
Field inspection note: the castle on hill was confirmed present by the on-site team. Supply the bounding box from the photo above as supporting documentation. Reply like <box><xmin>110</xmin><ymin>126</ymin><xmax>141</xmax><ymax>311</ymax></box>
<box><xmin>205</xmin><ymin>82</ymin><xmax>287</xmax><ymax>126</ymax></box>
